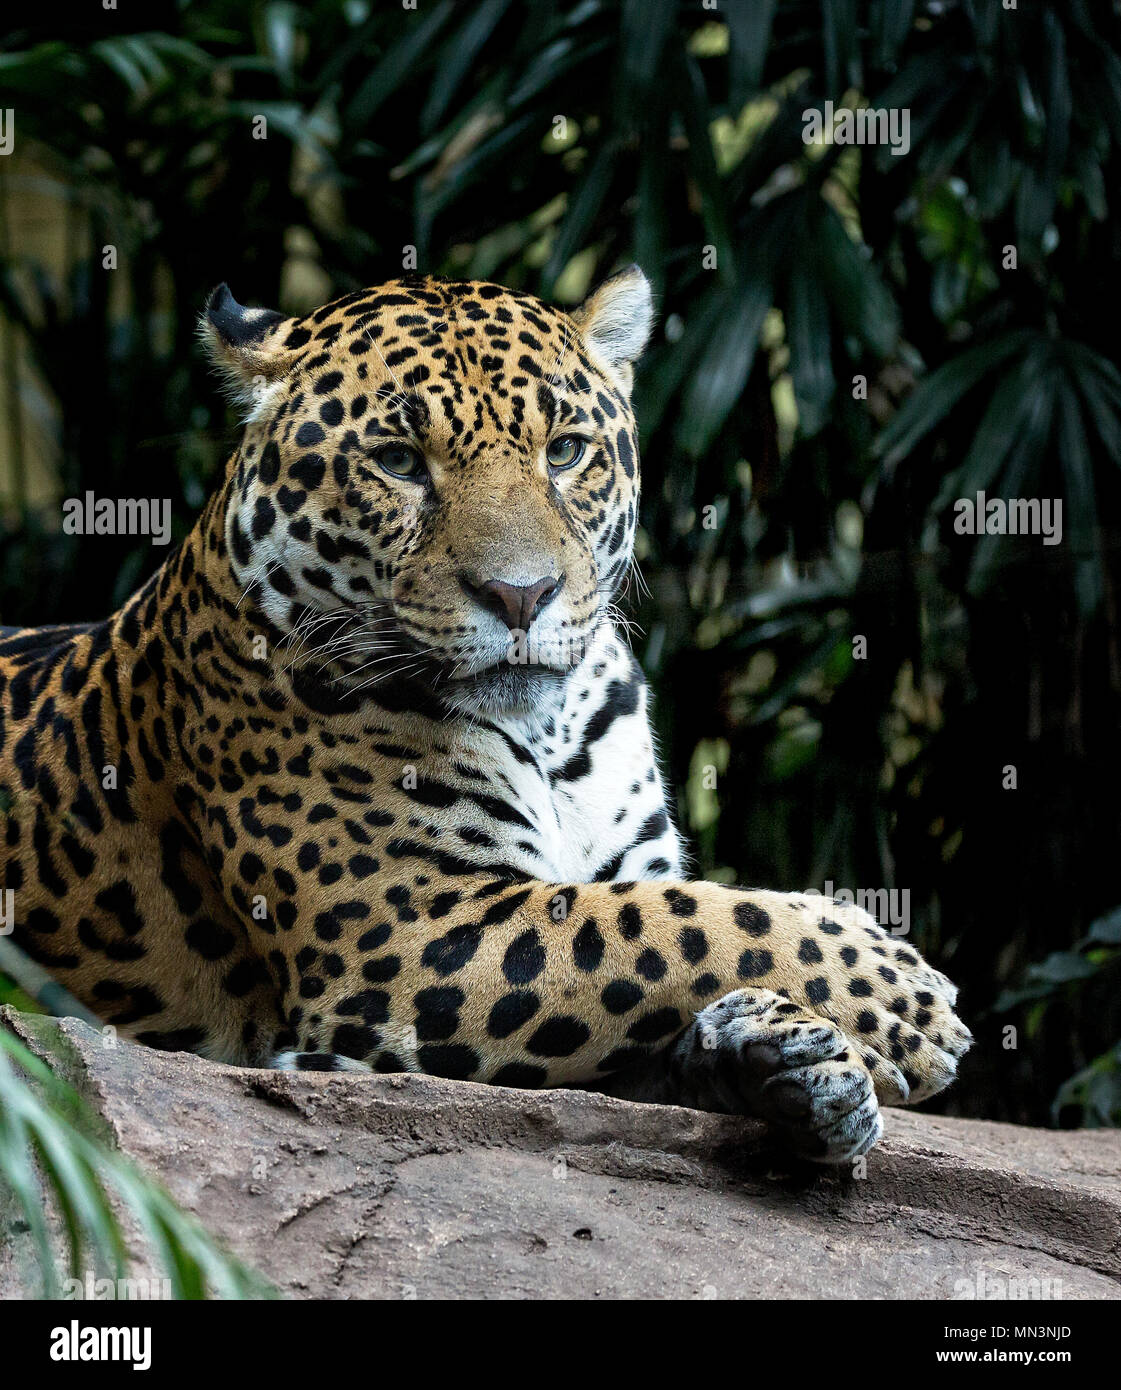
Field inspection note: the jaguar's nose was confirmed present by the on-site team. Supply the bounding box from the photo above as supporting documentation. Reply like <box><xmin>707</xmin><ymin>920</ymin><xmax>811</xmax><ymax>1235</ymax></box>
<box><xmin>459</xmin><ymin>573</ymin><xmax>561</xmax><ymax>632</ymax></box>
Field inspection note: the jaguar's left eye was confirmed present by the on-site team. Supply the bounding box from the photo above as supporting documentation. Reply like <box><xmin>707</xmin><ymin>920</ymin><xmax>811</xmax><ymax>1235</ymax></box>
<box><xmin>374</xmin><ymin>443</ymin><xmax>425</xmax><ymax>479</ymax></box>
<box><xmin>546</xmin><ymin>435</ymin><xmax>587</xmax><ymax>470</ymax></box>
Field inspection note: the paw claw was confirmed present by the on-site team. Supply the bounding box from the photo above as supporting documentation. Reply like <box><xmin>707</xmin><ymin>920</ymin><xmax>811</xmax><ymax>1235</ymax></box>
<box><xmin>812</xmin><ymin>1098</ymin><xmax>884</xmax><ymax>1163</ymax></box>
<box><xmin>683</xmin><ymin>990</ymin><xmax>885</xmax><ymax>1160</ymax></box>
<box><xmin>768</xmin><ymin>893</ymin><xmax>971</xmax><ymax>1110</ymax></box>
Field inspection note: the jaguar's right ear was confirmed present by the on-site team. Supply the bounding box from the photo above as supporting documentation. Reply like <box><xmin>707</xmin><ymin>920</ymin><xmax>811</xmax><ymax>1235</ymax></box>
<box><xmin>199</xmin><ymin>284</ymin><xmax>302</xmax><ymax>417</ymax></box>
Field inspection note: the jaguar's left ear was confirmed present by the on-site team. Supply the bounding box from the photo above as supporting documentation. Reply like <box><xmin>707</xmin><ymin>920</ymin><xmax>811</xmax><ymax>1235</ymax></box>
<box><xmin>571</xmin><ymin>264</ymin><xmax>654</xmax><ymax>396</ymax></box>
<box><xmin>199</xmin><ymin>284</ymin><xmax>301</xmax><ymax>417</ymax></box>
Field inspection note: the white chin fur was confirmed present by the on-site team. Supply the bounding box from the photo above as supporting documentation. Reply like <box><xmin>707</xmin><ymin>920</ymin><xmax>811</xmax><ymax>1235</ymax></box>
<box><xmin>440</xmin><ymin>666</ymin><xmax>570</xmax><ymax>719</ymax></box>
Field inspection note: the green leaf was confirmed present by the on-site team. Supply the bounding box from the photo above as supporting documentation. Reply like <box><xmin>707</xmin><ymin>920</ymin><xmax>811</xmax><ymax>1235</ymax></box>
<box><xmin>616</xmin><ymin>0</ymin><xmax>678</xmax><ymax>126</ymax></box>
<box><xmin>786</xmin><ymin>260</ymin><xmax>834</xmax><ymax>439</ymax></box>
<box><xmin>725</xmin><ymin>0</ymin><xmax>776</xmax><ymax>108</ymax></box>
<box><xmin>1053</xmin><ymin>1044</ymin><xmax>1121</xmax><ymax>1127</ymax></box>
<box><xmin>931</xmin><ymin>344</ymin><xmax>1050</xmax><ymax>511</ymax></box>
<box><xmin>633</xmin><ymin>282</ymin><xmax>726</xmax><ymax>437</ymax></box>
<box><xmin>822</xmin><ymin>0</ymin><xmax>861</xmax><ymax>96</ymax></box>
<box><xmin>817</xmin><ymin>204</ymin><xmax>898</xmax><ymax>359</ymax></box>
<box><xmin>0</xmin><ymin>1059</ymin><xmax>59</xmax><ymax>1295</ymax></box>
<box><xmin>972</xmin><ymin>136</ymin><xmax>1017</xmax><ymax>220</ymax></box>
<box><xmin>90</xmin><ymin>38</ymin><xmax>151</xmax><ymax>97</ymax></box>
<box><xmin>675</xmin><ymin>48</ymin><xmax>736</xmax><ymax>280</ymax></box>
<box><xmin>421</xmin><ymin>0</ymin><xmax>513</xmax><ymax>136</ymax></box>
<box><xmin>869</xmin><ymin>0</ymin><xmax>915</xmax><ymax>67</ymax></box>
<box><xmin>0</xmin><ymin>1027</ymin><xmax>272</xmax><ymax>1299</ymax></box>
<box><xmin>876</xmin><ymin>330</ymin><xmax>1035</xmax><ymax>469</ymax></box>
<box><xmin>540</xmin><ymin>140</ymin><xmax>617</xmax><ymax>296</ymax></box>
<box><xmin>263</xmin><ymin>2</ymin><xmax>300</xmax><ymax>88</ymax></box>
<box><xmin>344</xmin><ymin>0</ymin><xmax>457</xmax><ymax>128</ymax></box>
<box><xmin>749</xmin><ymin>630</ymin><xmax>847</xmax><ymax>727</ymax></box>
<box><xmin>1085</xmin><ymin>907</ymin><xmax>1121</xmax><ymax>946</ymax></box>
<box><xmin>507</xmin><ymin>34</ymin><xmax>613</xmax><ymax>110</ymax></box>
<box><xmin>1042</xmin><ymin>10</ymin><xmax>1072</xmax><ymax>180</ymax></box>
<box><xmin>634</xmin><ymin>114</ymin><xmax>670</xmax><ymax>301</ymax></box>
<box><xmin>677</xmin><ymin>279</ymin><xmax>771</xmax><ymax>459</ymax></box>
<box><xmin>967</xmin><ymin>365</ymin><xmax>1056</xmax><ymax>596</ymax></box>
<box><xmin>1067</xmin><ymin>344</ymin><xmax>1121</xmax><ymax>464</ymax></box>
<box><xmin>1055</xmin><ymin>379</ymin><xmax>1102</xmax><ymax>615</ymax></box>
<box><xmin>414</xmin><ymin>108</ymin><xmax>540</xmax><ymax>236</ymax></box>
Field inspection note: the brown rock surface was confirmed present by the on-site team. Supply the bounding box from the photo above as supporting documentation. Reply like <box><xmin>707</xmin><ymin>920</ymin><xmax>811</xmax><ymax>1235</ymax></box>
<box><xmin>2</xmin><ymin>1007</ymin><xmax>1119</xmax><ymax>1299</ymax></box>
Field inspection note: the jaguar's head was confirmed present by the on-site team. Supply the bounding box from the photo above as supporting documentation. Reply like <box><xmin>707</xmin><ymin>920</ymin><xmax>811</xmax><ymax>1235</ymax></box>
<box><xmin>202</xmin><ymin>270</ymin><xmax>652</xmax><ymax>718</ymax></box>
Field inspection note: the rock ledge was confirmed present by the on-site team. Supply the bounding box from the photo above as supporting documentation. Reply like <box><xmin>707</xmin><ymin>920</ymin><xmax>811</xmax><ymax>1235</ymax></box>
<box><xmin>2</xmin><ymin>1008</ymin><xmax>1119</xmax><ymax>1299</ymax></box>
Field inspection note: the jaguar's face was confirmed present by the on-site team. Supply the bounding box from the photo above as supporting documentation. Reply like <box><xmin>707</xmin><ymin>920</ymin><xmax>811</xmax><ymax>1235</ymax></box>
<box><xmin>204</xmin><ymin>271</ymin><xmax>653</xmax><ymax>717</ymax></box>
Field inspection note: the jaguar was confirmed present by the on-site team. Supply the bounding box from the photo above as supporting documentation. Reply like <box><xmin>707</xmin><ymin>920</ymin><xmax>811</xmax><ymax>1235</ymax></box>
<box><xmin>0</xmin><ymin>267</ymin><xmax>971</xmax><ymax>1161</ymax></box>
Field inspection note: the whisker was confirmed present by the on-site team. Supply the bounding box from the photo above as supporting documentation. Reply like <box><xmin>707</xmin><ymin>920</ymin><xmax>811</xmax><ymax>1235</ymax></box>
<box><xmin>237</xmin><ymin>557</ymin><xmax>284</xmax><ymax>610</ymax></box>
<box><xmin>365</xmin><ymin>329</ymin><xmax>423</xmax><ymax>415</ymax></box>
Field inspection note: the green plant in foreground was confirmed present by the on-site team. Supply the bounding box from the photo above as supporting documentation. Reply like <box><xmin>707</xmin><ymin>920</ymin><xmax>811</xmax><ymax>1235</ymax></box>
<box><xmin>0</xmin><ymin>1024</ymin><xmax>273</xmax><ymax>1299</ymax></box>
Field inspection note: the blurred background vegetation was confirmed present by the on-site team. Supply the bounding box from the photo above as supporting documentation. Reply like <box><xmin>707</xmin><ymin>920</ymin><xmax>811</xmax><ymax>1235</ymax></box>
<box><xmin>0</xmin><ymin>0</ymin><xmax>1119</xmax><ymax>1132</ymax></box>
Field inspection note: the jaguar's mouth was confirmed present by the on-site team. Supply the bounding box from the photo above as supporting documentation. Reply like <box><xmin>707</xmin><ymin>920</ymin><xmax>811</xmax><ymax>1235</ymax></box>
<box><xmin>325</xmin><ymin>612</ymin><xmax>594</xmax><ymax>715</ymax></box>
<box><xmin>446</xmin><ymin>660</ymin><xmax>571</xmax><ymax>685</ymax></box>
<box><xmin>437</xmin><ymin>661</ymin><xmax>571</xmax><ymax>716</ymax></box>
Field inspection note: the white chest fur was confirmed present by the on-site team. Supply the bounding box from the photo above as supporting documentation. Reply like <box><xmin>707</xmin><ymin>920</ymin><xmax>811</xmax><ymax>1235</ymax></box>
<box><xmin>471</xmin><ymin>628</ymin><xmax>684</xmax><ymax>883</ymax></box>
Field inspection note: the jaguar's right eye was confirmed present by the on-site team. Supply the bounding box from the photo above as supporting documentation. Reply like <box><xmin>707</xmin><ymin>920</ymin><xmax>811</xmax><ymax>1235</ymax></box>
<box><xmin>546</xmin><ymin>435</ymin><xmax>587</xmax><ymax>470</ymax></box>
<box><xmin>374</xmin><ymin>443</ymin><xmax>426</xmax><ymax>479</ymax></box>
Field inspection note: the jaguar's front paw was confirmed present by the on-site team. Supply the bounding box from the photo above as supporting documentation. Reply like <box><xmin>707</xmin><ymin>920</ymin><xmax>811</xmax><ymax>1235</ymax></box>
<box><xmin>779</xmin><ymin>895</ymin><xmax>974</xmax><ymax>1106</ymax></box>
<box><xmin>675</xmin><ymin>988</ymin><xmax>886</xmax><ymax>1163</ymax></box>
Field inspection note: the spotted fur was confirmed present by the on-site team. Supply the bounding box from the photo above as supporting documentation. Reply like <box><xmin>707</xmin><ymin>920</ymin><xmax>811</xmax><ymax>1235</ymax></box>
<box><xmin>0</xmin><ymin>270</ymin><xmax>970</xmax><ymax>1162</ymax></box>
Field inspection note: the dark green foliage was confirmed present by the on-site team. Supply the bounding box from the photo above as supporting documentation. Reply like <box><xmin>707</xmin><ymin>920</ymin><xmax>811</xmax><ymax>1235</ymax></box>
<box><xmin>0</xmin><ymin>1</ymin><xmax>1118</xmax><ymax>1126</ymax></box>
